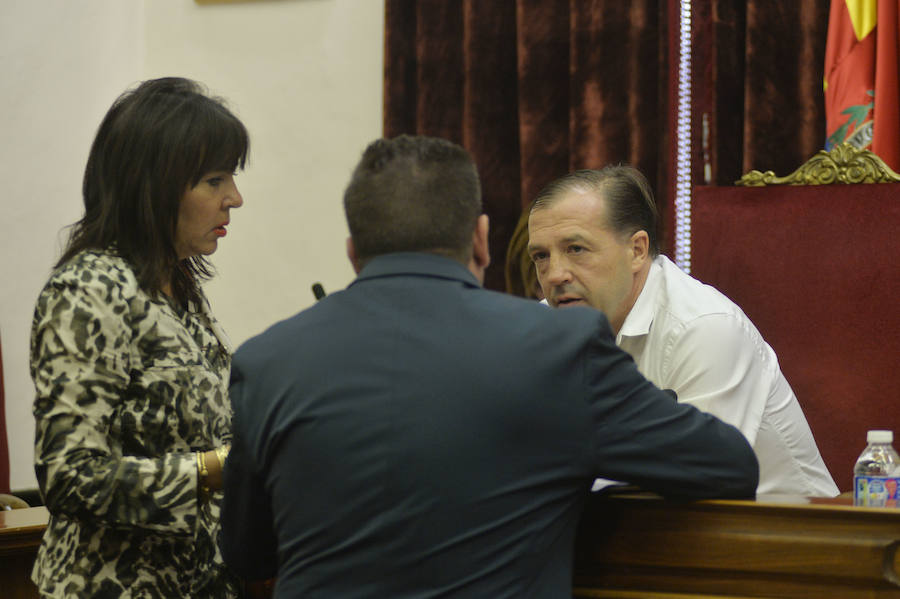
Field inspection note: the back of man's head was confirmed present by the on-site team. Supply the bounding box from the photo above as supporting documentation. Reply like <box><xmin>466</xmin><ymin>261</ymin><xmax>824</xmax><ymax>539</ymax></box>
<box><xmin>531</xmin><ymin>165</ymin><xmax>660</xmax><ymax>257</ymax></box>
<box><xmin>343</xmin><ymin>135</ymin><xmax>482</xmax><ymax>267</ymax></box>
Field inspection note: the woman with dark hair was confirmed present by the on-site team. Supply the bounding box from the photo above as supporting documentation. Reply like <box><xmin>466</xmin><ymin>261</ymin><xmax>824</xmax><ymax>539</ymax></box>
<box><xmin>30</xmin><ymin>77</ymin><xmax>249</xmax><ymax>597</ymax></box>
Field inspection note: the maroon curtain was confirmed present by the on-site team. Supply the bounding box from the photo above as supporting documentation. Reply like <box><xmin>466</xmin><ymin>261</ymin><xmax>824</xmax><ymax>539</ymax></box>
<box><xmin>384</xmin><ymin>1</ymin><xmax>831</xmax><ymax>293</ymax></box>
<box><xmin>384</xmin><ymin>0</ymin><xmax>671</xmax><ymax>292</ymax></box>
<box><xmin>693</xmin><ymin>1</ymin><xmax>830</xmax><ymax>186</ymax></box>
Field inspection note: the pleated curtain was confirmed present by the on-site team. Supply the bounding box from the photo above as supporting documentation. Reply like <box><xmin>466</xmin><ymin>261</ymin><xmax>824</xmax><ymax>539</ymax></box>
<box><xmin>383</xmin><ymin>0</ymin><xmax>829</xmax><ymax>295</ymax></box>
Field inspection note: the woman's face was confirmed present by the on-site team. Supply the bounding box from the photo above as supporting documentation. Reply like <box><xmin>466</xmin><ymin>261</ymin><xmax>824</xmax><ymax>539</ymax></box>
<box><xmin>175</xmin><ymin>171</ymin><xmax>243</xmax><ymax>259</ymax></box>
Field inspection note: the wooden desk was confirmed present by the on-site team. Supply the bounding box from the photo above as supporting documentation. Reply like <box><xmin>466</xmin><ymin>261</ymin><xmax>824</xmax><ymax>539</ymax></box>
<box><xmin>0</xmin><ymin>507</ymin><xmax>46</xmax><ymax>599</ymax></box>
<box><xmin>7</xmin><ymin>498</ymin><xmax>900</xmax><ymax>598</ymax></box>
<box><xmin>574</xmin><ymin>492</ymin><xmax>900</xmax><ymax>598</ymax></box>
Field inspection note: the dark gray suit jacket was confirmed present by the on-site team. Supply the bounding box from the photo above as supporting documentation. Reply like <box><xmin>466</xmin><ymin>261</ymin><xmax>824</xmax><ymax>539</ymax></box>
<box><xmin>221</xmin><ymin>252</ymin><xmax>757</xmax><ymax>598</ymax></box>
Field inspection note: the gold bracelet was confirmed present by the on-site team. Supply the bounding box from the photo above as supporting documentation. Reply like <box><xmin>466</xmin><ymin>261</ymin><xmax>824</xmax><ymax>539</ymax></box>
<box><xmin>197</xmin><ymin>451</ymin><xmax>211</xmax><ymax>498</ymax></box>
<box><xmin>214</xmin><ymin>445</ymin><xmax>230</xmax><ymax>469</ymax></box>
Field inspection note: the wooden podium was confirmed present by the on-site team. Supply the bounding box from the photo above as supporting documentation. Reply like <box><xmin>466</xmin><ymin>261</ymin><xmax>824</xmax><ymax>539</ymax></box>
<box><xmin>7</xmin><ymin>497</ymin><xmax>900</xmax><ymax>598</ymax></box>
<box><xmin>574</xmin><ymin>492</ymin><xmax>900</xmax><ymax>598</ymax></box>
<box><xmin>0</xmin><ymin>507</ymin><xmax>46</xmax><ymax>599</ymax></box>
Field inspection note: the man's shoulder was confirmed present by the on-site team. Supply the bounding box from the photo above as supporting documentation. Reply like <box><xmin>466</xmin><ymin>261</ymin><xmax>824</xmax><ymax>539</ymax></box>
<box><xmin>645</xmin><ymin>257</ymin><xmax>769</xmax><ymax>357</ymax></box>
<box><xmin>473</xmin><ymin>290</ymin><xmax>619</xmax><ymax>362</ymax></box>
<box><xmin>481</xmin><ymin>287</ymin><xmax>611</xmax><ymax>327</ymax></box>
<box><xmin>235</xmin><ymin>285</ymin><xmax>610</xmax><ymax>362</ymax></box>
<box><xmin>655</xmin><ymin>256</ymin><xmax>744</xmax><ymax>323</ymax></box>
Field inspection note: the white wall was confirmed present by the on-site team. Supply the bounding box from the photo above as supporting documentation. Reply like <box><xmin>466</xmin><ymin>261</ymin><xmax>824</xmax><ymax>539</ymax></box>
<box><xmin>0</xmin><ymin>0</ymin><xmax>384</xmax><ymax>490</ymax></box>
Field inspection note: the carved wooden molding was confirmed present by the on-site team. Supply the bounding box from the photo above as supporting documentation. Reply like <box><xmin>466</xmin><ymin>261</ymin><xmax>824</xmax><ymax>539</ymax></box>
<box><xmin>736</xmin><ymin>143</ymin><xmax>900</xmax><ymax>186</ymax></box>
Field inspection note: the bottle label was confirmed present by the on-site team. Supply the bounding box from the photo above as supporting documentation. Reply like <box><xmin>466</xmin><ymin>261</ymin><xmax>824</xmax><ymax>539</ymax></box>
<box><xmin>854</xmin><ymin>475</ymin><xmax>900</xmax><ymax>507</ymax></box>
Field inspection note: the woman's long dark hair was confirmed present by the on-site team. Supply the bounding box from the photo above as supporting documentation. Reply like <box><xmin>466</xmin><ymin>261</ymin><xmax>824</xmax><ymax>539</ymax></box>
<box><xmin>59</xmin><ymin>77</ymin><xmax>249</xmax><ymax>308</ymax></box>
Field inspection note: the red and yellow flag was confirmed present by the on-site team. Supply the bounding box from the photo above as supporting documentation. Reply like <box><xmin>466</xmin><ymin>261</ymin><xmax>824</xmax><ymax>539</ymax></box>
<box><xmin>824</xmin><ymin>0</ymin><xmax>900</xmax><ymax>170</ymax></box>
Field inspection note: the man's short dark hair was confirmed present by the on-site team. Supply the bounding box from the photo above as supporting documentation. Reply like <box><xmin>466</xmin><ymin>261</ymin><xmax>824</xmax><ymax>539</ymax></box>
<box><xmin>530</xmin><ymin>165</ymin><xmax>660</xmax><ymax>257</ymax></box>
<box><xmin>343</xmin><ymin>135</ymin><xmax>482</xmax><ymax>266</ymax></box>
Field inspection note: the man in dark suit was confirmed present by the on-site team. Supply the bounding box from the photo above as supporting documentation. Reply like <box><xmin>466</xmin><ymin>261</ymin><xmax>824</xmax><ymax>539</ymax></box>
<box><xmin>220</xmin><ymin>135</ymin><xmax>758</xmax><ymax>598</ymax></box>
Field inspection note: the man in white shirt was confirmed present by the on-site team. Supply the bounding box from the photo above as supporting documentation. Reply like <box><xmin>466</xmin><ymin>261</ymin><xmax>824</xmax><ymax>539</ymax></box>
<box><xmin>527</xmin><ymin>165</ymin><xmax>838</xmax><ymax>496</ymax></box>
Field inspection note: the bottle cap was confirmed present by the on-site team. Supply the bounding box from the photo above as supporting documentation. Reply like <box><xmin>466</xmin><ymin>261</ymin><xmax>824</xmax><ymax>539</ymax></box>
<box><xmin>867</xmin><ymin>430</ymin><xmax>893</xmax><ymax>443</ymax></box>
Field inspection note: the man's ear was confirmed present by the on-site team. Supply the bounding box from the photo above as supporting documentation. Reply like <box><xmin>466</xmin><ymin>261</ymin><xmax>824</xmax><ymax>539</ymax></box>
<box><xmin>468</xmin><ymin>214</ymin><xmax>491</xmax><ymax>283</ymax></box>
<box><xmin>630</xmin><ymin>230</ymin><xmax>650</xmax><ymax>272</ymax></box>
<box><xmin>347</xmin><ymin>237</ymin><xmax>362</xmax><ymax>274</ymax></box>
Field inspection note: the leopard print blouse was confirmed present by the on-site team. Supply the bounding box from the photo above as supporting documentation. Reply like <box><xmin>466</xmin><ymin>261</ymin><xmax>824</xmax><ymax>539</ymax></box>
<box><xmin>30</xmin><ymin>249</ymin><xmax>240</xmax><ymax>598</ymax></box>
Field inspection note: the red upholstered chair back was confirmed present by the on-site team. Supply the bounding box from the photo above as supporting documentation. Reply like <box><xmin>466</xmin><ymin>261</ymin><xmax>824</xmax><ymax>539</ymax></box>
<box><xmin>691</xmin><ymin>184</ymin><xmax>900</xmax><ymax>492</ymax></box>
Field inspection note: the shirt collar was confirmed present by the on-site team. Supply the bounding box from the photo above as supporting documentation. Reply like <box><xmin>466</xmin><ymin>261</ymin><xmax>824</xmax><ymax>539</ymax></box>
<box><xmin>616</xmin><ymin>255</ymin><xmax>663</xmax><ymax>342</ymax></box>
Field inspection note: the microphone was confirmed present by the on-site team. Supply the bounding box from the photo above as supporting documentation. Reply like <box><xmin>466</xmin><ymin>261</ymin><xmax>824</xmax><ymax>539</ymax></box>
<box><xmin>311</xmin><ymin>282</ymin><xmax>327</xmax><ymax>301</ymax></box>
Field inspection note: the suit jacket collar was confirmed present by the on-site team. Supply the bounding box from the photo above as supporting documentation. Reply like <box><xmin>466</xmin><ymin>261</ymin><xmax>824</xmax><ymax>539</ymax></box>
<box><xmin>351</xmin><ymin>252</ymin><xmax>481</xmax><ymax>289</ymax></box>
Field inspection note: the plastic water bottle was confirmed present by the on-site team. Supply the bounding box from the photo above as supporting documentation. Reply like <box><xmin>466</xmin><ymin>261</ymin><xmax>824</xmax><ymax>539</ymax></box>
<box><xmin>854</xmin><ymin>430</ymin><xmax>900</xmax><ymax>507</ymax></box>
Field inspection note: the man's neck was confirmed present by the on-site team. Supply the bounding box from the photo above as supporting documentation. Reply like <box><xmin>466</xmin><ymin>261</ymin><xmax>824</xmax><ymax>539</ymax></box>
<box><xmin>610</xmin><ymin>259</ymin><xmax>653</xmax><ymax>335</ymax></box>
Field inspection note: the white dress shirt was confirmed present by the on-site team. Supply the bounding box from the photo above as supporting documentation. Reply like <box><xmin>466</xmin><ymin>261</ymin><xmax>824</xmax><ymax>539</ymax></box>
<box><xmin>616</xmin><ymin>256</ymin><xmax>838</xmax><ymax>496</ymax></box>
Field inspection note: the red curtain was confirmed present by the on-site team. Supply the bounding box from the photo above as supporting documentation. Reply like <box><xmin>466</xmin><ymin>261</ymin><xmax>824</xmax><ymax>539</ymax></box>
<box><xmin>693</xmin><ymin>1</ymin><xmax>830</xmax><ymax>185</ymax></box>
<box><xmin>384</xmin><ymin>1</ymin><xmax>832</xmax><ymax>294</ymax></box>
<box><xmin>384</xmin><ymin>0</ymin><xmax>671</xmax><ymax>292</ymax></box>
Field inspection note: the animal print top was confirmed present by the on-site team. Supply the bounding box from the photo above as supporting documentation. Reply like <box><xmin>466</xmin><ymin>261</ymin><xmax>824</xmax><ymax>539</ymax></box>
<box><xmin>30</xmin><ymin>249</ymin><xmax>240</xmax><ymax>598</ymax></box>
